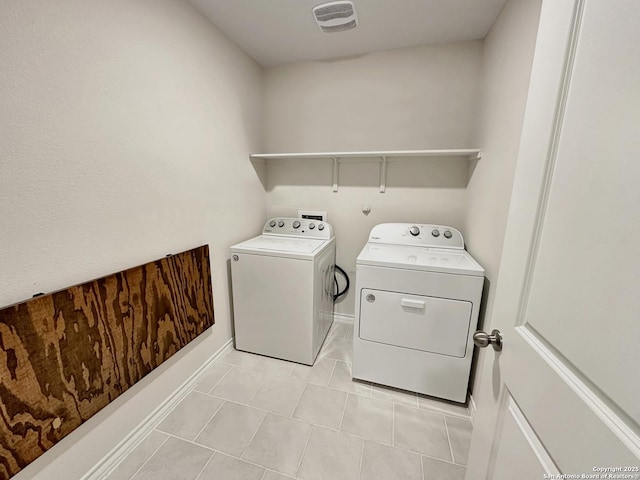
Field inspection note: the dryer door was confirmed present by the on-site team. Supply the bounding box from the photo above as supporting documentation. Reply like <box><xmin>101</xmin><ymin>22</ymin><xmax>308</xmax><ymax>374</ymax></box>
<box><xmin>358</xmin><ymin>289</ymin><xmax>472</xmax><ymax>358</ymax></box>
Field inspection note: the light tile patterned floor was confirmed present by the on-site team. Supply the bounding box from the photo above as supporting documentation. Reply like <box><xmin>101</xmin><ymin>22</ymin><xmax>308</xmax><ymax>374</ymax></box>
<box><xmin>106</xmin><ymin>324</ymin><xmax>472</xmax><ymax>480</ymax></box>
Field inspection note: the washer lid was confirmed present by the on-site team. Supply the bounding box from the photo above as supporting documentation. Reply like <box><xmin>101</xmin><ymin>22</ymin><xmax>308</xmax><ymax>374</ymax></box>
<box><xmin>357</xmin><ymin>244</ymin><xmax>484</xmax><ymax>276</ymax></box>
<box><xmin>232</xmin><ymin>235</ymin><xmax>326</xmax><ymax>254</ymax></box>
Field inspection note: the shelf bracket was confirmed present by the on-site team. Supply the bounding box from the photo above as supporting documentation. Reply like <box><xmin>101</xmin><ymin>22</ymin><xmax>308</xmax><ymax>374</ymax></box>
<box><xmin>379</xmin><ymin>156</ymin><xmax>388</xmax><ymax>193</ymax></box>
<box><xmin>332</xmin><ymin>157</ymin><xmax>339</xmax><ymax>192</ymax></box>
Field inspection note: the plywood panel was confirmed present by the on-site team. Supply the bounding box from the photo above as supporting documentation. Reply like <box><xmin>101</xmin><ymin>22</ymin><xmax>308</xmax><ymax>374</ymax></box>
<box><xmin>0</xmin><ymin>246</ymin><xmax>214</xmax><ymax>478</ymax></box>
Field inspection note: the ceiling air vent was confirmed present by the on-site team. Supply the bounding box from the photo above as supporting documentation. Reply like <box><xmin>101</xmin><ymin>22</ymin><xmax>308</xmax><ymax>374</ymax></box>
<box><xmin>312</xmin><ymin>1</ymin><xmax>358</xmax><ymax>33</ymax></box>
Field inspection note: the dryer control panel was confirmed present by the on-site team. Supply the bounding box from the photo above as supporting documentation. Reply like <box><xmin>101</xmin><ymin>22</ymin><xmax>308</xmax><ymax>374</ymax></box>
<box><xmin>263</xmin><ymin>218</ymin><xmax>333</xmax><ymax>240</ymax></box>
<box><xmin>367</xmin><ymin>223</ymin><xmax>464</xmax><ymax>249</ymax></box>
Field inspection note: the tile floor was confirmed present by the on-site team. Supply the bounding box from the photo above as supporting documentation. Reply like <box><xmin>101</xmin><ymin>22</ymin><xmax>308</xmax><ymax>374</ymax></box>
<box><xmin>106</xmin><ymin>323</ymin><xmax>472</xmax><ymax>480</ymax></box>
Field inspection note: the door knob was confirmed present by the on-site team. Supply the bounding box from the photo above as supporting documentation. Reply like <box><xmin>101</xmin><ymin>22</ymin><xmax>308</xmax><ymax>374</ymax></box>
<box><xmin>473</xmin><ymin>329</ymin><xmax>503</xmax><ymax>351</ymax></box>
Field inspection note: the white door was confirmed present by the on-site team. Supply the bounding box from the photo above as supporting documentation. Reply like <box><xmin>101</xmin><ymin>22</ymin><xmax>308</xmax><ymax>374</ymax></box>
<box><xmin>467</xmin><ymin>0</ymin><xmax>640</xmax><ymax>478</ymax></box>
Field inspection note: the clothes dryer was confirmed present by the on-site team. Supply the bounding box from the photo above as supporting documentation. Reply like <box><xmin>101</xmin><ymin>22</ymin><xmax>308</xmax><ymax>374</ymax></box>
<box><xmin>352</xmin><ymin>223</ymin><xmax>484</xmax><ymax>402</ymax></box>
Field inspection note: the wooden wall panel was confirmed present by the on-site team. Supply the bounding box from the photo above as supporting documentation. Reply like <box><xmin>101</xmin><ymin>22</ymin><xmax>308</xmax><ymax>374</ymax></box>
<box><xmin>0</xmin><ymin>246</ymin><xmax>215</xmax><ymax>478</ymax></box>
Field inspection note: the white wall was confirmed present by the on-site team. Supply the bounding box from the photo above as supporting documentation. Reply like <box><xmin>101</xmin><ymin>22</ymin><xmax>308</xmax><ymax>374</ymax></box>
<box><xmin>463</xmin><ymin>0</ymin><xmax>542</xmax><ymax>392</ymax></box>
<box><xmin>0</xmin><ymin>0</ymin><xmax>264</xmax><ymax>478</ymax></box>
<box><xmin>263</xmin><ymin>43</ymin><xmax>482</xmax><ymax>315</ymax></box>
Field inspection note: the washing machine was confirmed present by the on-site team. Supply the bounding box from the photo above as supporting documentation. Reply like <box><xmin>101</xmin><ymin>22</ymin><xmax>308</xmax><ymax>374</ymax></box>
<box><xmin>231</xmin><ymin>218</ymin><xmax>335</xmax><ymax>365</ymax></box>
<box><xmin>352</xmin><ymin>223</ymin><xmax>484</xmax><ymax>403</ymax></box>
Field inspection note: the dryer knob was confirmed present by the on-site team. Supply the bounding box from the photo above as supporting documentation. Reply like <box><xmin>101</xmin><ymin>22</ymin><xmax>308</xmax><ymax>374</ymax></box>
<box><xmin>293</xmin><ymin>220</ymin><xmax>301</xmax><ymax>229</ymax></box>
<box><xmin>278</xmin><ymin>220</ymin><xmax>285</xmax><ymax>227</ymax></box>
<box><xmin>409</xmin><ymin>226</ymin><xmax>420</xmax><ymax>236</ymax></box>
<box><xmin>443</xmin><ymin>230</ymin><xmax>452</xmax><ymax>239</ymax></box>
<box><xmin>318</xmin><ymin>224</ymin><xmax>325</xmax><ymax>231</ymax></box>
<box><xmin>309</xmin><ymin>223</ymin><xmax>316</xmax><ymax>229</ymax></box>
<box><xmin>269</xmin><ymin>221</ymin><xmax>276</xmax><ymax>227</ymax></box>
<box><xmin>431</xmin><ymin>229</ymin><xmax>440</xmax><ymax>237</ymax></box>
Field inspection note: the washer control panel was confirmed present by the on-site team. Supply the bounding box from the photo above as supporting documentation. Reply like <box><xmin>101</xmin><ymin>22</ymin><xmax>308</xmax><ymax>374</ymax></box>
<box><xmin>263</xmin><ymin>218</ymin><xmax>333</xmax><ymax>240</ymax></box>
<box><xmin>367</xmin><ymin>223</ymin><xmax>464</xmax><ymax>249</ymax></box>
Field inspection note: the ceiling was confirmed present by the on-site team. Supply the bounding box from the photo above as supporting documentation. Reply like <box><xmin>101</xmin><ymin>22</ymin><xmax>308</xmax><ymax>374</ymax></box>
<box><xmin>188</xmin><ymin>0</ymin><xmax>508</xmax><ymax>67</ymax></box>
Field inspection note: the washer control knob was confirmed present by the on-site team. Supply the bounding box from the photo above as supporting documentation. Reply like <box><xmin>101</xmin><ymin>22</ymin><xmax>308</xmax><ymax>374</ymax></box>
<box><xmin>278</xmin><ymin>220</ymin><xmax>285</xmax><ymax>227</ymax></box>
<box><xmin>431</xmin><ymin>229</ymin><xmax>440</xmax><ymax>237</ymax></box>
<box><xmin>293</xmin><ymin>220</ymin><xmax>301</xmax><ymax>229</ymax></box>
<box><xmin>318</xmin><ymin>224</ymin><xmax>325</xmax><ymax>231</ymax></box>
<box><xmin>409</xmin><ymin>226</ymin><xmax>420</xmax><ymax>237</ymax></box>
<box><xmin>309</xmin><ymin>223</ymin><xmax>315</xmax><ymax>229</ymax></box>
<box><xmin>443</xmin><ymin>230</ymin><xmax>452</xmax><ymax>239</ymax></box>
<box><xmin>269</xmin><ymin>221</ymin><xmax>276</xmax><ymax>227</ymax></box>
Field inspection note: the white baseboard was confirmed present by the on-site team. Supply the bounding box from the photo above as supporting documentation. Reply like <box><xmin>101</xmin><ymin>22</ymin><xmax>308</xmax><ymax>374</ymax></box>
<box><xmin>333</xmin><ymin>313</ymin><xmax>354</xmax><ymax>325</ymax></box>
<box><xmin>82</xmin><ymin>338</ymin><xmax>234</xmax><ymax>480</ymax></box>
<box><xmin>468</xmin><ymin>392</ymin><xmax>477</xmax><ymax>423</ymax></box>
